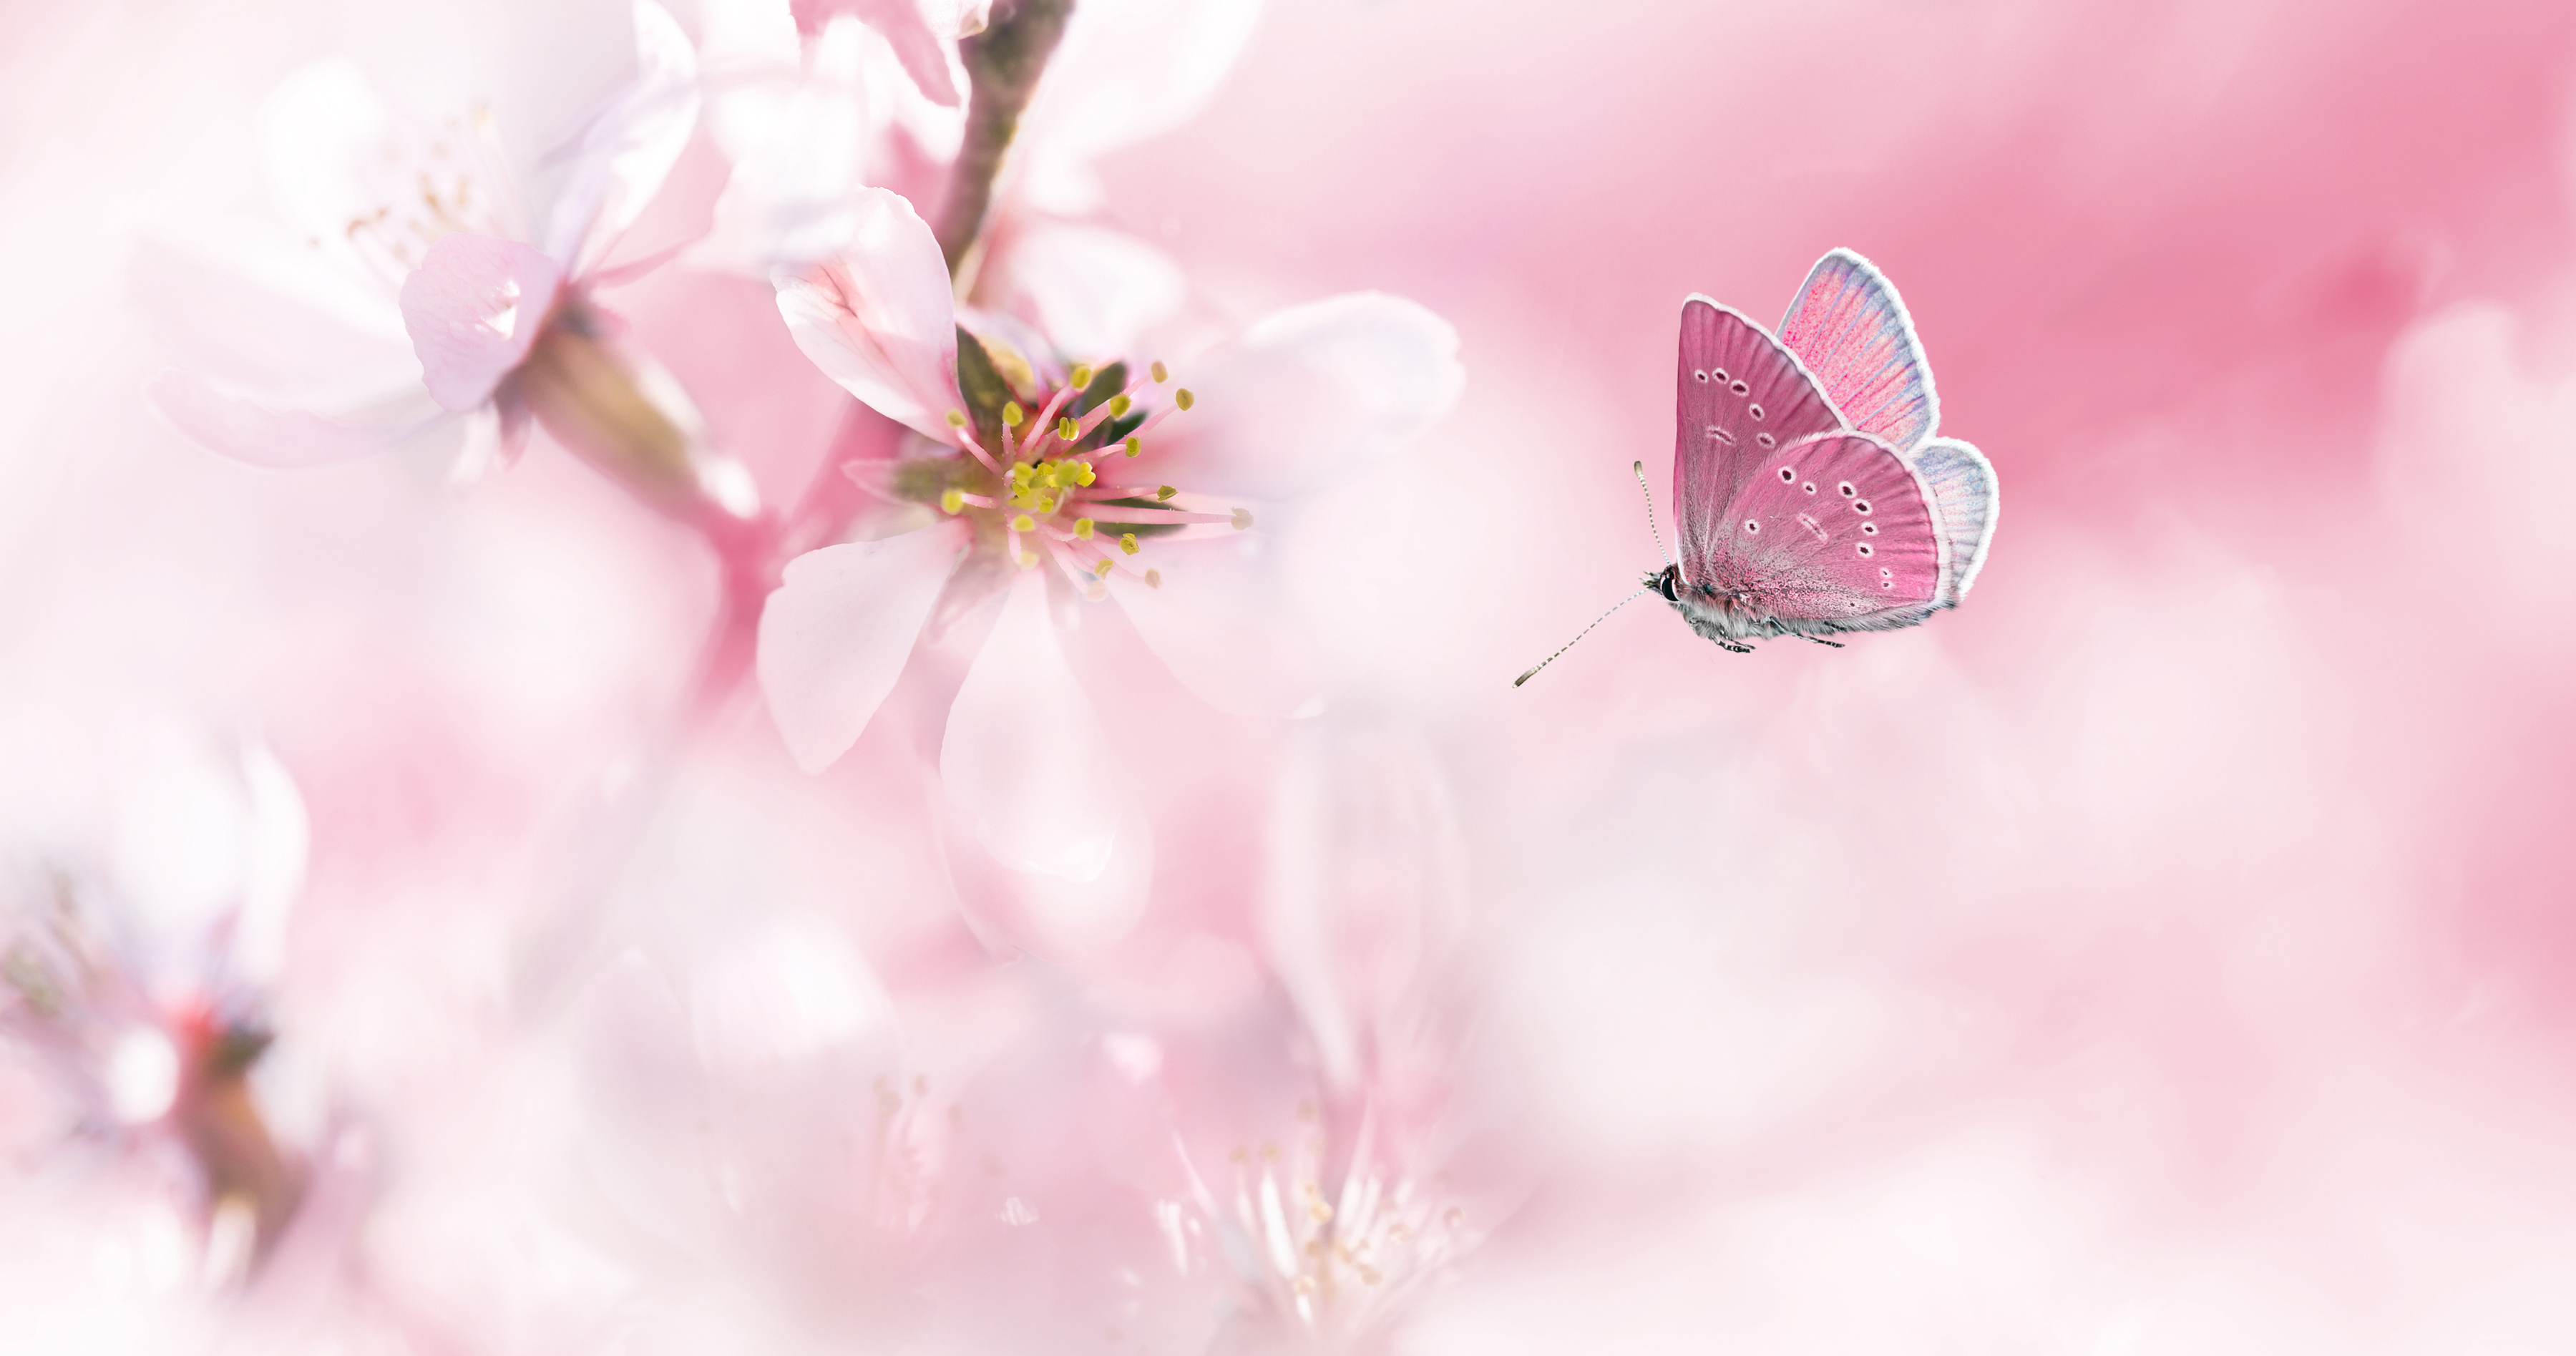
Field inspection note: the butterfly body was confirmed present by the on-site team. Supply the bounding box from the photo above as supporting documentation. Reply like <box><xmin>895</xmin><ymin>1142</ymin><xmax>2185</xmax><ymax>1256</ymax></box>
<box><xmin>1662</xmin><ymin>251</ymin><xmax>1996</xmax><ymax>652</ymax></box>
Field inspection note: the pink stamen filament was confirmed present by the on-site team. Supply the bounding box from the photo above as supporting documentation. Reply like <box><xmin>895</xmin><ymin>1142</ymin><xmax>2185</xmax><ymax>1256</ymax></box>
<box><xmin>1030</xmin><ymin>382</ymin><xmax>1080</xmax><ymax>440</ymax></box>
<box><xmin>1069</xmin><ymin>506</ymin><xmax>1235</xmax><ymax>525</ymax></box>
<box><xmin>953</xmin><ymin>426</ymin><xmax>1002</xmax><ymax>474</ymax></box>
<box><xmin>956</xmin><ymin>490</ymin><xmax>996</xmax><ymax>508</ymax></box>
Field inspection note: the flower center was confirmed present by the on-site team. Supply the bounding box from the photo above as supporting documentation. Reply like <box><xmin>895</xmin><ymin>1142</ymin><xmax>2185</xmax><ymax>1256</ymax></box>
<box><xmin>902</xmin><ymin>353</ymin><xmax>1249</xmax><ymax>597</ymax></box>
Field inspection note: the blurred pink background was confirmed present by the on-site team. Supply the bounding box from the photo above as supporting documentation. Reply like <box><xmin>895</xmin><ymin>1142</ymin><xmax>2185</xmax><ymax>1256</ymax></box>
<box><xmin>8</xmin><ymin>0</ymin><xmax>2576</xmax><ymax>1350</ymax></box>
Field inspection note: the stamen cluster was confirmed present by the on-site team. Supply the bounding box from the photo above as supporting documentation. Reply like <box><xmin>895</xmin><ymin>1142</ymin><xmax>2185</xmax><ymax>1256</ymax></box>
<box><xmin>909</xmin><ymin>353</ymin><xmax>1248</xmax><ymax>598</ymax></box>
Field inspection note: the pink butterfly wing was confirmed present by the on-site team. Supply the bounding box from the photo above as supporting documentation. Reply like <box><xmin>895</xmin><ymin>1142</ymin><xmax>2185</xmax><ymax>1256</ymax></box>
<box><xmin>1674</xmin><ymin>298</ymin><xmax>1845</xmax><ymax>591</ymax></box>
<box><xmin>1706</xmin><ymin>430</ymin><xmax>1943</xmax><ymax>625</ymax></box>
<box><xmin>1776</xmin><ymin>248</ymin><xmax>1937</xmax><ymax>455</ymax></box>
<box><xmin>1910</xmin><ymin>436</ymin><xmax>1999</xmax><ymax>605</ymax></box>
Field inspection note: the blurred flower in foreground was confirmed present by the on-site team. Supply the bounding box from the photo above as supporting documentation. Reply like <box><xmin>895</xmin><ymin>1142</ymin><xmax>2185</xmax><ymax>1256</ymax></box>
<box><xmin>147</xmin><ymin>1</ymin><xmax>761</xmax><ymax>530</ymax></box>
<box><xmin>0</xmin><ymin>738</ymin><xmax>310</xmax><ymax>1279</ymax></box>
<box><xmin>1170</xmin><ymin>719</ymin><xmax>1491</xmax><ymax>1352</ymax></box>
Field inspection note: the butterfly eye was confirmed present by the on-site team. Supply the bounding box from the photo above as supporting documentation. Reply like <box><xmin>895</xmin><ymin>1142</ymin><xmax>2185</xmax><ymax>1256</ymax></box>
<box><xmin>1838</xmin><ymin>482</ymin><xmax>1856</xmax><ymax>497</ymax></box>
<box><xmin>1747</xmin><ymin>403</ymin><xmax>1766</xmax><ymax>421</ymax></box>
<box><xmin>1856</xmin><ymin>542</ymin><xmax>1874</xmax><ymax>557</ymax></box>
<box><xmin>1729</xmin><ymin>380</ymin><xmax>1750</xmax><ymax>396</ymax></box>
<box><xmin>1860</xmin><ymin>522</ymin><xmax>1878</xmax><ymax>535</ymax></box>
<box><xmin>1756</xmin><ymin>432</ymin><xmax>1776</xmax><ymax>449</ymax></box>
<box><xmin>1778</xmin><ymin>467</ymin><xmax>1795</xmax><ymax>483</ymax></box>
<box><xmin>1742</xmin><ymin>519</ymin><xmax>1761</xmax><ymax>535</ymax></box>
<box><xmin>1693</xmin><ymin>369</ymin><xmax>1708</xmax><ymax>382</ymax></box>
<box><xmin>1853</xmin><ymin>499</ymin><xmax>1872</xmax><ymax>514</ymax></box>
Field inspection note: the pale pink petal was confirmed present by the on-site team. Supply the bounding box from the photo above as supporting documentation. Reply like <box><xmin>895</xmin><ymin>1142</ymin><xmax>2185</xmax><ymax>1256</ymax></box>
<box><xmin>545</xmin><ymin>0</ymin><xmax>704</xmax><ymax>278</ymax></box>
<box><xmin>399</xmin><ymin>234</ymin><xmax>565</xmax><ymax>412</ymax></box>
<box><xmin>940</xmin><ymin>577</ymin><xmax>1123</xmax><ymax>880</ymax></box>
<box><xmin>756</xmin><ymin>525</ymin><xmax>964</xmax><ymax>774</ymax></box>
<box><xmin>984</xmin><ymin>222</ymin><xmax>1186</xmax><ymax>361</ymax></box>
<box><xmin>1259</xmin><ymin>722</ymin><xmax>1469</xmax><ymax>1095</ymax></box>
<box><xmin>1158</xmin><ymin>293</ymin><xmax>1465</xmax><ymax>502</ymax></box>
<box><xmin>775</xmin><ymin>188</ymin><xmax>965</xmax><ymax>439</ymax></box>
<box><xmin>1015</xmin><ymin>0</ymin><xmax>1262</xmax><ymax>212</ymax></box>
<box><xmin>147</xmin><ymin>369</ymin><xmax>429</xmax><ymax>469</ymax></box>
<box><xmin>1108</xmin><ymin>534</ymin><xmax>1326</xmax><ymax>718</ymax></box>
<box><xmin>691</xmin><ymin>18</ymin><xmax>877</xmax><ymax>275</ymax></box>
<box><xmin>792</xmin><ymin>0</ymin><xmax>990</xmax><ymax>107</ymax></box>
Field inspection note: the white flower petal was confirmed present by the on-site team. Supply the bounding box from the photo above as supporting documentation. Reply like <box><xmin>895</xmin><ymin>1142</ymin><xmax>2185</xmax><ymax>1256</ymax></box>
<box><xmin>757</xmin><ymin>526</ymin><xmax>963</xmax><ymax>773</ymax></box>
<box><xmin>1016</xmin><ymin>0</ymin><xmax>1264</xmax><ymax>212</ymax></box>
<box><xmin>1160</xmin><ymin>292</ymin><xmax>1464</xmax><ymax>502</ymax></box>
<box><xmin>986</xmin><ymin>222</ymin><xmax>1186</xmax><ymax>362</ymax></box>
<box><xmin>776</xmin><ymin>188</ymin><xmax>966</xmax><ymax>439</ymax></box>
<box><xmin>147</xmin><ymin>369</ymin><xmax>434</xmax><ymax>469</ymax></box>
<box><xmin>399</xmin><ymin>233</ymin><xmax>564</xmax><ymax>411</ymax></box>
<box><xmin>1109</xmin><ymin>533</ymin><xmax>1325</xmax><ymax>718</ymax></box>
<box><xmin>940</xmin><ymin>576</ymin><xmax>1121</xmax><ymax>881</ymax></box>
<box><xmin>545</xmin><ymin>0</ymin><xmax>704</xmax><ymax>277</ymax></box>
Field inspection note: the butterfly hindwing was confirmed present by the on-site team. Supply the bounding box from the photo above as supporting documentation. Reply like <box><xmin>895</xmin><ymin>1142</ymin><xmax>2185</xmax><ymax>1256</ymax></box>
<box><xmin>1777</xmin><ymin>248</ymin><xmax>1938</xmax><ymax>456</ymax></box>
<box><xmin>1908</xmin><ymin>436</ymin><xmax>1998</xmax><ymax>605</ymax></box>
<box><xmin>1709</xmin><ymin>430</ymin><xmax>1943</xmax><ymax>629</ymax></box>
<box><xmin>1674</xmin><ymin>298</ymin><xmax>1845</xmax><ymax>592</ymax></box>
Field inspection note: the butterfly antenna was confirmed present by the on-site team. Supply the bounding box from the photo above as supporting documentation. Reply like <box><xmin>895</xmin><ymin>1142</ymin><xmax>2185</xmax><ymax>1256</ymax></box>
<box><xmin>1634</xmin><ymin>460</ymin><xmax>1672</xmax><ymax>570</ymax></box>
<box><xmin>1515</xmin><ymin>586</ymin><xmax>1652</xmax><ymax>688</ymax></box>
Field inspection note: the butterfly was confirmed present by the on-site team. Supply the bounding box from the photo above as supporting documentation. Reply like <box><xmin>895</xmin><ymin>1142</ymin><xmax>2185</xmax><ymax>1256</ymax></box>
<box><xmin>1518</xmin><ymin>249</ymin><xmax>1999</xmax><ymax>684</ymax></box>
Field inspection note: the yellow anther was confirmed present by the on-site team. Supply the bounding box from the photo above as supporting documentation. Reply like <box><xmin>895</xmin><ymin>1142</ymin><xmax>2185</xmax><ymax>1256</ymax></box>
<box><xmin>1231</xmin><ymin>507</ymin><xmax>1253</xmax><ymax>530</ymax></box>
<box><xmin>1073</xmin><ymin>518</ymin><xmax>1095</xmax><ymax>539</ymax></box>
<box><xmin>1108</xmin><ymin>394</ymin><xmax>1131</xmax><ymax>417</ymax></box>
<box><xmin>939</xmin><ymin>488</ymin><xmax>964</xmax><ymax>514</ymax></box>
<box><xmin>1073</xmin><ymin>462</ymin><xmax>1096</xmax><ymax>487</ymax></box>
<box><xmin>1145</xmin><ymin>568</ymin><xmax>1162</xmax><ymax>588</ymax></box>
<box><xmin>1092</xmin><ymin>558</ymin><xmax>1113</xmax><ymax>579</ymax></box>
<box><xmin>1002</xmin><ymin>401</ymin><xmax>1025</xmax><ymax>426</ymax></box>
<box><xmin>1012</xmin><ymin>514</ymin><xmax>1035</xmax><ymax>532</ymax></box>
<box><xmin>1156</xmin><ymin>485</ymin><xmax>1176</xmax><ymax>502</ymax></box>
<box><xmin>1175</xmin><ymin>388</ymin><xmax>1195</xmax><ymax>411</ymax></box>
<box><xmin>1033</xmin><ymin>462</ymin><xmax>1057</xmax><ymax>488</ymax></box>
<box><xmin>945</xmin><ymin>409</ymin><xmax>967</xmax><ymax>427</ymax></box>
<box><xmin>1150</xmin><ymin>361</ymin><xmax>1169</xmax><ymax>384</ymax></box>
<box><xmin>1118</xmin><ymin>533</ymin><xmax>1140</xmax><ymax>556</ymax></box>
<box><xmin>1011</xmin><ymin>462</ymin><xmax>1035</xmax><ymax>485</ymax></box>
<box><xmin>1069</xmin><ymin>364</ymin><xmax>1093</xmax><ymax>389</ymax></box>
<box><xmin>1123</xmin><ymin>436</ymin><xmax>1141</xmax><ymax>457</ymax></box>
<box><xmin>1058</xmin><ymin>415</ymin><xmax>1079</xmax><ymax>441</ymax></box>
<box><xmin>1036</xmin><ymin>494</ymin><xmax>1055</xmax><ymax>513</ymax></box>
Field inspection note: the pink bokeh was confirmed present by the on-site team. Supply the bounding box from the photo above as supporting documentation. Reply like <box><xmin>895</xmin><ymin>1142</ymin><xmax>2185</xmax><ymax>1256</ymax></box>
<box><xmin>6</xmin><ymin>0</ymin><xmax>2576</xmax><ymax>1350</ymax></box>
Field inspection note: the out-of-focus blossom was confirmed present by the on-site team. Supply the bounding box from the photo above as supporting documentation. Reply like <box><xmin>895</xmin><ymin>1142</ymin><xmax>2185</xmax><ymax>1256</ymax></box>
<box><xmin>0</xmin><ymin>736</ymin><xmax>311</xmax><ymax>1276</ymax></box>
<box><xmin>754</xmin><ymin>187</ymin><xmax>1456</xmax><ymax>951</ymax></box>
<box><xmin>145</xmin><ymin>1</ymin><xmax>761</xmax><ymax>530</ymax></box>
<box><xmin>691</xmin><ymin>0</ymin><xmax>971</xmax><ymax>275</ymax></box>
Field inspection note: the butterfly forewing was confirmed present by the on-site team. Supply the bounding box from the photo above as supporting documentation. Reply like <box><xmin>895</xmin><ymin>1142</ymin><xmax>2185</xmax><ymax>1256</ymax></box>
<box><xmin>1777</xmin><ymin>249</ymin><xmax>1938</xmax><ymax>455</ymax></box>
<box><xmin>1712</xmin><ymin>430</ymin><xmax>1942</xmax><ymax>626</ymax></box>
<box><xmin>1674</xmin><ymin>298</ymin><xmax>1843</xmax><ymax>591</ymax></box>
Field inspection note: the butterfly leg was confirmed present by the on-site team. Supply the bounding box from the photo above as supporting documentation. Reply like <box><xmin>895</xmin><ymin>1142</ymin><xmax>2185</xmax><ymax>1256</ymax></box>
<box><xmin>1721</xmin><ymin>640</ymin><xmax>1753</xmax><ymax>653</ymax></box>
<box><xmin>1799</xmin><ymin>635</ymin><xmax>1845</xmax><ymax>648</ymax></box>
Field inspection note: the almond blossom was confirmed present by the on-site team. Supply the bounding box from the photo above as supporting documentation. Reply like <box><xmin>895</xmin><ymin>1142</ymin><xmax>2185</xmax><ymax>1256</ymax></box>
<box><xmin>752</xmin><ymin>184</ymin><xmax>1463</xmax><ymax>814</ymax></box>
<box><xmin>1</xmin><ymin>738</ymin><xmax>312</xmax><ymax>1278</ymax></box>
<box><xmin>146</xmin><ymin>1</ymin><xmax>759</xmax><ymax>532</ymax></box>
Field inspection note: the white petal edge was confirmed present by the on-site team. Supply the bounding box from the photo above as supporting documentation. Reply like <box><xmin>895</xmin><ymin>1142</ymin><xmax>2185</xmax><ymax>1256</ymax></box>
<box><xmin>1108</xmin><ymin>534</ymin><xmax>1324</xmax><ymax>719</ymax></box>
<box><xmin>940</xmin><ymin>576</ymin><xmax>1123</xmax><ymax>882</ymax></box>
<box><xmin>1160</xmin><ymin>292</ymin><xmax>1464</xmax><ymax>503</ymax></box>
<box><xmin>757</xmin><ymin>525</ymin><xmax>963</xmax><ymax>773</ymax></box>
<box><xmin>775</xmin><ymin>187</ymin><xmax>965</xmax><ymax>440</ymax></box>
<box><xmin>545</xmin><ymin>0</ymin><xmax>705</xmax><ymax>277</ymax></box>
